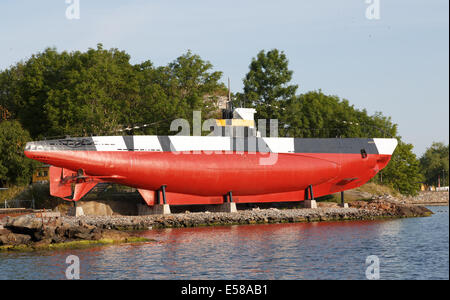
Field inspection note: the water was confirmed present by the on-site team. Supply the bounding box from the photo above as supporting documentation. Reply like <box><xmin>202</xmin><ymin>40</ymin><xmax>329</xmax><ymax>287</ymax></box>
<box><xmin>0</xmin><ymin>206</ymin><xmax>448</xmax><ymax>280</ymax></box>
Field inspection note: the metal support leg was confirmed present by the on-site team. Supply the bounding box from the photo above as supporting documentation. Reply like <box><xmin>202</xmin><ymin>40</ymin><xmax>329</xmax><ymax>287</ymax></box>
<box><xmin>70</xmin><ymin>200</ymin><xmax>84</xmax><ymax>216</ymax></box>
<box><xmin>303</xmin><ymin>185</ymin><xmax>317</xmax><ymax>209</ymax></box>
<box><xmin>228</xmin><ymin>191</ymin><xmax>233</xmax><ymax>203</ymax></box>
<box><xmin>309</xmin><ymin>185</ymin><xmax>314</xmax><ymax>200</ymax></box>
<box><xmin>156</xmin><ymin>190</ymin><xmax>161</xmax><ymax>205</ymax></box>
<box><xmin>340</xmin><ymin>191</ymin><xmax>348</xmax><ymax>207</ymax></box>
<box><xmin>161</xmin><ymin>185</ymin><xmax>167</xmax><ymax>205</ymax></box>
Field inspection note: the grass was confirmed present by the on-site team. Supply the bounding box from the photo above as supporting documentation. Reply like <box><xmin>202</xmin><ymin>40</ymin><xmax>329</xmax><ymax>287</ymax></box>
<box><xmin>0</xmin><ymin>186</ymin><xmax>29</xmax><ymax>206</ymax></box>
<box><xmin>0</xmin><ymin>237</ymin><xmax>152</xmax><ymax>252</ymax></box>
<box><xmin>317</xmin><ymin>182</ymin><xmax>400</xmax><ymax>203</ymax></box>
<box><xmin>356</xmin><ymin>182</ymin><xmax>400</xmax><ymax>197</ymax></box>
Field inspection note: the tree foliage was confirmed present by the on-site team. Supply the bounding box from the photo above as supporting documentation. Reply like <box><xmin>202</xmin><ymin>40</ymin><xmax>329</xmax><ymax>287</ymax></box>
<box><xmin>377</xmin><ymin>141</ymin><xmax>424</xmax><ymax>196</ymax></box>
<box><xmin>243</xmin><ymin>49</ymin><xmax>298</xmax><ymax>122</ymax></box>
<box><xmin>282</xmin><ymin>91</ymin><xmax>397</xmax><ymax>138</ymax></box>
<box><xmin>0</xmin><ymin>45</ymin><xmax>225</xmax><ymax>186</ymax></box>
<box><xmin>241</xmin><ymin>49</ymin><xmax>420</xmax><ymax>195</ymax></box>
<box><xmin>0</xmin><ymin>45</ymin><xmax>225</xmax><ymax>139</ymax></box>
<box><xmin>420</xmin><ymin>142</ymin><xmax>449</xmax><ymax>187</ymax></box>
<box><xmin>0</xmin><ymin>120</ymin><xmax>37</xmax><ymax>186</ymax></box>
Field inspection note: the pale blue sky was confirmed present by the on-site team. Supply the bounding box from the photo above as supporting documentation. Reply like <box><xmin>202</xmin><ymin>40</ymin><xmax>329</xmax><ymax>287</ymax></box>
<box><xmin>0</xmin><ymin>0</ymin><xmax>448</xmax><ymax>156</ymax></box>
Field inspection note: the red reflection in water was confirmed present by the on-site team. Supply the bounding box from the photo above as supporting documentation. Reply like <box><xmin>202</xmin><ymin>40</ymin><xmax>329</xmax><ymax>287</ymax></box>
<box><xmin>142</xmin><ymin>220</ymin><xmax>386</xmax><ymax>242</ymax></box>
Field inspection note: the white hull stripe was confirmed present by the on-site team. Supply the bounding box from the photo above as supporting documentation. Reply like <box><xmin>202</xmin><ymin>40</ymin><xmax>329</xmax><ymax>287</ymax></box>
<box><xmin>25</xmin><ymin>136</ymin><xmax>398</xmax><ymax>155</ymax></box>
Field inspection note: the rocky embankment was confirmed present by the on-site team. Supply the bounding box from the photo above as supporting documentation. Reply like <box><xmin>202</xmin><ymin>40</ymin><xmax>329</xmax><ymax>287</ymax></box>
<box><xmin>367</xmin><ymin>191</ymin><xmax>449</xmax><ymax>206</ymax></box>
<box><xmin>0</xmin><ymin>199</ymin><xmax>433</xmax><ymax>251</ymax></box>
<box><xmin>0</xmin><ymin>214</ymin><xmax>148</xmax><ymax>251</ymax></box>
<box><xmin>399</xmin><ymin>191</ymin><xmax>449</xmax><ymax>205</ymax></box>
<box><xmin>62</xmin><ymin>200</ymin><xmax>432</xmax><ymax>230</ymax></box>
<box><xmin>348</xmin><ymin>200</ymin><xmax>433</xmax><ymax>216</ymax></box>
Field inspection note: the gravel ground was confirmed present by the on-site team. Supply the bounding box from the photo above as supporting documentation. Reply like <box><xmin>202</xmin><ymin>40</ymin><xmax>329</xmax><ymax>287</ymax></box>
<box><xmin>60</xmin><ymin>207</ymin><xmax>390</xmax><ymax>230</ymax></box>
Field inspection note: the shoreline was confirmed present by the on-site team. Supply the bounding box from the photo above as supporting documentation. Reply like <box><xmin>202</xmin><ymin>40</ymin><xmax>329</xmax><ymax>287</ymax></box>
<box><xmin>408</xmin><ymin>202</ymin><xmax>448</xmax><ymax>206</ymax></box>
<box><xmin>0</xmin><ymin>200</ymin><xmax>435</xmax><ymax>252</ymax></box>
<box><xmin>60</xmin><ymin>205</ymin><xmax>433</xmax><ymax>231</ymax></box>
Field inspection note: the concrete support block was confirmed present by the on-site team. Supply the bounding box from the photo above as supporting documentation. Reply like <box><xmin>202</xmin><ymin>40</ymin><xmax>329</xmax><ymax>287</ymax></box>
<box><xmin>138</xmin><ymin>204</ymin><xmax>171</xmax><ymax>215</ymax></box>
<box><xmin>210</xmin><ymin>202</ymin><xmax>237</xmax><ymax>213</ymax></box>
<box><xmin>339</xmin><ymin>203</ymin><xmax>349</xmax><ymax>208</ymax></box>
<box><xmin>68</xmin><ymin>207</ymin><xmax>85</xmax><ymax>217</ymax></box>
<box><xmin>303</xmin><ymin>200</ymin><xmax>317</xmax><ymax>209</ymax></box>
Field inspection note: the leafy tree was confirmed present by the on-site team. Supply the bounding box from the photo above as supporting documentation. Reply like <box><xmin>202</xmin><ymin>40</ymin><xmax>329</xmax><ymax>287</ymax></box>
<box><xmin>420</xmin><ymin>142</ymin><xmax>449</xmax><ymax>187</ymax></box>
<box><xmin>43</xmin><ymin>44</ymin><xmax>141</xmax><ymax>137</ymax></box>
<box><xmin>0</xmin><ymin>44</ymin><xmax>140</xmax><ymax>137</ymax></box>
<box><xmin>377</xmin><ymin>141</ymin><xmax>423</xmax><ymax>196</ymax></box>
<box><xmin>0</xmin><ymin>46</ymin><xmax>225</xmax><ymax>138</ymax></box>
<box><xmin>0</xmin><ymin>120</ymin><xmax>37</xmax><ymax>186</ymax></box>
<box><xmin>168</xmin><ymin>50</ymin><xmax>224</xmax><ymax>113</ymax></box>
<box><xmin>243</xmin><ymin>49</ymin><xmax>298</xmax><ymax>124</ymax></box>
<box><xmin>282</xmin><ymin>90</ymin><xmax>397</xmax><ymax>138</ymax></box>
<box><xmin>279</xmin><ymin>90</ymin><xmax>419</xmax><ymax>195</ymax></box>
<box><xmin>132</xmin><ymin>51</ymin><xmax>225</xmax><ymax>135</ymax></box>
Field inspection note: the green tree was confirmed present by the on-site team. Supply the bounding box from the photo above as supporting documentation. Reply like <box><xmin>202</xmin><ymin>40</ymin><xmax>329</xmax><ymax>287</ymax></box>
<box><xmin>169</xmin><ymin>50</ymin><xmax>224</xmax><ymax>113</ymax></box>
<box><xmin>243</xmin><ymin>49</ymin><xmax>298</xmax><ymax>123</ymax></box>
<box><xmin>43</xmin><ymin>44</ymin><xmax>141</xmax><ymax>137</ymax></box>
<box><xmin>379</xmin><ymin>141</ymin><xmax>423</xmax><ymax>196</ymax></box>
<box><xmin>420</xmin><ymin>142</ymin><xmax>449</xmax><ymax>187</ymax></box>
<box><xmin>0</xmin><ymin>120</ymin><xmax>37</xmax><ymax>186</ymax></box>
<box><xmin>0</xmin><ymin>46</ymin><xmax>225</xmax><ymax>138</ymax></box>
<box><xmin>283</xmin><ymin>91</ymin><xmax>397</xmax><ymax>138</ymax></box>
<box><xmin>0</xmin><ymin>44</ymin><xmax>140</xmax><ymax>138</ymax></box>
<box><xmin>279</xmin><ymin>90</ymin><xmax>420</xmax><ymax>195</ymax></box>
<box><xmin>128</xmin><ymin>51</ymin><xmax>225</xmax><ymax>136</ymax></box>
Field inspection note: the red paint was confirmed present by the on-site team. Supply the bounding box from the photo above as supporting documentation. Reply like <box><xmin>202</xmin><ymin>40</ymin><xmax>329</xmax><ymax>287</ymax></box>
<box><xmin>24</xmin><ymin>150</ymin><xmax>392</xmax><ymax>205</ymax></box>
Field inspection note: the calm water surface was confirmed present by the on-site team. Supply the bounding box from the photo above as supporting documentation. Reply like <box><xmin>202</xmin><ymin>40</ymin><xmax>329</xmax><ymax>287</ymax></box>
<box><xmin>0</xmin><ymin>206</ymin><xmax>448</xmax><ymax>280</ymax></box>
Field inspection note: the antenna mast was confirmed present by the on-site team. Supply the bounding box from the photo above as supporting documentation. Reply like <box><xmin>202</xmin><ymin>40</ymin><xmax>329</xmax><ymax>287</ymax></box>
<box><xmin>227</xmin><ymin>78</ymin><xmax>232</xmax><ymax>111</ymax></box>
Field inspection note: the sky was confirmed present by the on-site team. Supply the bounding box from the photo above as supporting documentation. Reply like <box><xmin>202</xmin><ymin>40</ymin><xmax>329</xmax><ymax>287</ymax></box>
<box><xmin>0</xmin><ymin>0</ymin><xmax>448</xmax><ymax>156</ymax></box>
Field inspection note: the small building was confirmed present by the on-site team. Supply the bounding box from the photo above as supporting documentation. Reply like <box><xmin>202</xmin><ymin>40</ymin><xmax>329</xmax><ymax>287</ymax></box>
<box><xmin>32</xmin><ymin>164</ymin><xmax>50</xmax><ymax>183</ymax></box>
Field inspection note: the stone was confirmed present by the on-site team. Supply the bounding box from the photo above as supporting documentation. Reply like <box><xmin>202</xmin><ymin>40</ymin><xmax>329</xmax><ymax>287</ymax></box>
<box><xmin>90</xmin><ymin>228</ymin><xmax>103</xmax><ymax>241</ymax></box>
<box><xmin>209</xmin><ymin>203</ymin><xmax>237</xmax><ymax>213</ymax></box>
<box><xmin>65</xmin><ymin>225</ymin><xmax>93</xmax><ymax>239</ymax></box>
<box><xmin>137</xmin><ymin>204</ymin><xmax>171</xmax><ymax>215</ymax></box>
<box><xmin>303</xmin><ymin>200</ymin><xmax>317</xmax><ymax>209</ymax></box>
<box><xmin>5</xmin><ymin>215</ymin><xmax>43</xmax><ymax>234</ymax></box>
<box><xmin>51</xmin><ymin>236</ymin><xmax>65</xmax><ymax>244</ymax></box>
<box><xmin>55</xmin><ymin>225</ymin><xmax>70</xmax><ymax>237</ymax></box>
<box><xmin>0</xmin><ymin>232</ymin><xmax>32</xmax><ymax>246</ymax></box>
<box><xmin>33</xmin><ymin>239</ymin><xmax>52</xmax><ymax>248</ymax></box>
<box><xmin>33</xmin><ymin>226</ymin><xmax>57</xmax><ymax>241</ymax></box>
<box><xmin>68</xmin><ymin>207</ymin><xmax>85</xmax><ymax>217</ymax></box>
<box><xmin>101</xmin><ymin>230</ymin><xmax>132</xmax><ymax>241</ymax></box>
<box><xmin>0</xmin><ymin>228</ymin><xmax>12</xmax><ymax>245</ymax></box>
<box><xmin>339</xmin><ymin>203</ymin><xmax>349</xmax><ymax>208</ymax></box>
<box><xmin>77</xmin><ymin>201</ymin><xmax>113</xmax><ymax>216</ymax></box>
<box><xmin>74</xmin><ymin>231</ymin><xmax>93</xmax><ymax>240</ymax></box>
